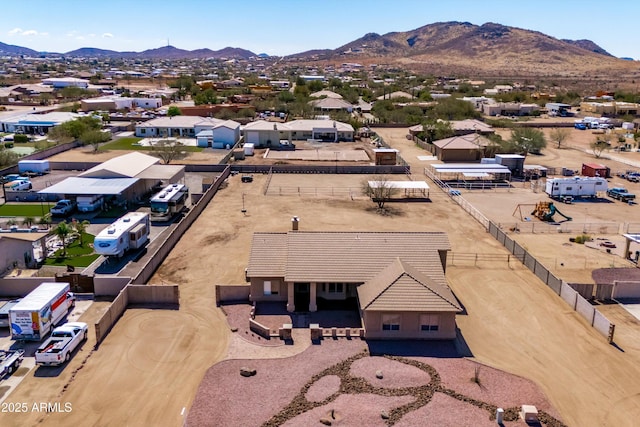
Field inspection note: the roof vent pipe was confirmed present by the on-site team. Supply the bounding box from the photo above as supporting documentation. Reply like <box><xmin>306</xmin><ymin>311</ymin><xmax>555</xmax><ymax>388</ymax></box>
<box><xmin>291</xmin><ymin>216</ymin><xmax>299</xmax><ymax>231</ymax></box>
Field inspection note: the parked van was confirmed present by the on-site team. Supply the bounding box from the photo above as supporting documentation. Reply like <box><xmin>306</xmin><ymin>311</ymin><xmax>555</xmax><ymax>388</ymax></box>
<box><xmin>0</xmin><ymin>300</ymin><xmax>21</xmax><ymax>328</ymax></box>
<box><xmin>4</xmin><ymin>179</ymin><xmax>32</xmax><ymax>191</ymax></box>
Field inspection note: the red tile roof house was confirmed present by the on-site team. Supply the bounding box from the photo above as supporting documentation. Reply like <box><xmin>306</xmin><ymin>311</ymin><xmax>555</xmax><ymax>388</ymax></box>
<box><xmin>246</xmin><ymin>230</ymin><xmax>462</xmax><ymax>340</ymax></box>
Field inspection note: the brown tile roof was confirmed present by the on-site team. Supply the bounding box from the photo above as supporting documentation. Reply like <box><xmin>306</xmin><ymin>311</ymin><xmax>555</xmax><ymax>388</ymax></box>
<box><xmin>432</xmin><ymin>134</ymin><xmax>490</xmax><ymax>150</ymax></box>
<box><xmin>247</xmin><ymin>233</ymin><xmax>288</xmax><ymax>277</ymax></box>
<box><xmin>247</xmin><ymin>231</ymin><xmax>450</xmax><ymax>284</ymax></box>
<box><xmin>357</xmin><ymin>258</ymin><xmax>461</xmax><ymax>312</ymax></box>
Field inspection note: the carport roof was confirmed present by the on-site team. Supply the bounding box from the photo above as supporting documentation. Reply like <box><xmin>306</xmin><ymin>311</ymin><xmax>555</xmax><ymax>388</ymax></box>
<box><xmin>38</xmin><ymin>177</ymin><xmax>139</xmax><ymax>195</ymax></box>
<box><xmin>135</xmin><ymin>164</ymin><xmax>184</xmax><ymax>181</ymax></box>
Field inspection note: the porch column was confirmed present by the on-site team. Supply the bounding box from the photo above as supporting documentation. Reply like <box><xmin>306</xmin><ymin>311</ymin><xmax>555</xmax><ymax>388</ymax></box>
<box><xmin>309</xmin><ymin>282</ymin><xmax>317</xmax><ymax>312</ymax></box>
<box><xmin>286</xmin><ymin>283</ymin><xmax>295</xmax><ymax>312</ymax></box>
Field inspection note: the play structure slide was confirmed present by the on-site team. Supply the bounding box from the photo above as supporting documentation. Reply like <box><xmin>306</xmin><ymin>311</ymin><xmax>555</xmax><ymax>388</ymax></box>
<box><xmin>547</xmin><ymin>203</ymin><xmax>572</xmax><ymax>221</ymax></box>
<box><xmin>530</xmin><ymin>202</ymin><xmax>573</xmax><ymax>222</ymax></box>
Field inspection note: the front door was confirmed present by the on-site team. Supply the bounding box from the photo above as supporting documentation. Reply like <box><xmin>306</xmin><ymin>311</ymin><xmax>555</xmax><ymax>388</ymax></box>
<box><xmin>294</xmin><ymin>282</ymin><xmax>310</xmax><ymax>312</ymax></box>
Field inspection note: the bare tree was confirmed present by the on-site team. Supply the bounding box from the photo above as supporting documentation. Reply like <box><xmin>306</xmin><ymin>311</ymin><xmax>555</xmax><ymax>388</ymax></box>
<box><xmin>362</xmin><ymin>175</ymin><xmax>399</xmax><ymax>210</ymax></box>
<box><xmin>590</xmin><ymin>136</ymin><xmax>610</xmax><ymax>158</ymax></box>
<box><xmin>150</xmin><ymin>139</ymin><xmax>186</xmax><ymax>164</ymax></box>
<box><xmin>549</xmin><ymin>128</ymin><xmax>571</xmax><ymax>148</ymax></box>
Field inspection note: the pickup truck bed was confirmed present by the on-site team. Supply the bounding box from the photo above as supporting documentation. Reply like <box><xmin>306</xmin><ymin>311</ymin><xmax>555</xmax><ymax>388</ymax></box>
<box><xmin>35</xmin><ymin>322</ymin><xmax>88</xmax><ymax>366</ymax></box>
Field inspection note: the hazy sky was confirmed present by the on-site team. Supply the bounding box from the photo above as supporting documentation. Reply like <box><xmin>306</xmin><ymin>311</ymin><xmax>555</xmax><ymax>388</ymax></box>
<box><xmin>3</xmin><ymin>0</ymin><xmax>638</xmax><ymax>59</ymax></box>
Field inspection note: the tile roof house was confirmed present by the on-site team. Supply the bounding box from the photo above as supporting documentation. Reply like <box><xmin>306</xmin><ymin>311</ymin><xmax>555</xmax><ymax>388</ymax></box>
<box><xmin>432</xmin><ymin>134</ymin><xmax>491</xmax><ymax>162</ymax></box>
<box><xmin>246</xmin><ymin>230</ymin><xmax>461</xmax><ymax>340</ymax></box>
<box><xmin>243</xmin><ymin>119</ymin><xmax>354</xmax><ymax>146</ymax></box>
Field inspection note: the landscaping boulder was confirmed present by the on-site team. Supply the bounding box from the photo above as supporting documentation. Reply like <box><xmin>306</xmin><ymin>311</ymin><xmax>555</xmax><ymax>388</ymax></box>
<box><xmin>376</xmin><ymin>370</ymin><xmax>384</xmax><ymax>379</ymax></box>
<box><xmin>240</xmin><ymin>367</ymin><xmax>256</xmax><ymax>377</ymax></box>
<box><xmin>381</xmin><ymin>410</ymin><xmax>390</xmax><ymax>419</ymax></box>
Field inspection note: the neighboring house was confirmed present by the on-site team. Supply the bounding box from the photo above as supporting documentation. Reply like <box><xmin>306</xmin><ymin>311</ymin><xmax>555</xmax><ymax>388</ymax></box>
<box><xmin>580</xmin><ymin>101</ymin><xmax>639</xmax><ymax>116</ymax></box>
<box><xmin>0</xmin><ymin>233</ymin><xmax>47</xmax><ymax>271</ymax></box>
<box><xmin>432</xmin><ymin>134</ymin><xmax>491</xmax><ymax>162</ymax></box>
<box><xmin>310</xmin><ymin>90</ymin><xmax>343</xmax><ymax>99</ymax></box>
<box><xmin>246</xmin><ymin>230</ymin><xmax>462</xmax><ymax>340</ymax></box>
<box><xmin>41</xmin><ymin>77</ymin><xmax>89</xmax><ymax>88</ymax></box>
<box><xmin>243</xmin><ymin>119</ymin><xmax>354</xmax><ymax>147</ymax></box>
<box><xmin>81</xmin><ymin>96</ymin><xmax>162</xmax><ymax>111</ymax></box>
<box><xmin>39</xmin><ymin>152</ymin><xmax>184</xmax><ymax>203</ymax></box>
<box><xmin>482</xmin><ymin>102</ymin><xmax>539</xmax><ymax>117</ymax></box>
<box><xmin>0</xmin><ymin>112</ymin><xmax>79</xmax><ymax>134</ymax></box>
<box><xmin>376</xmin><ymin>91</ymin><xmax>413</xmax><ymax>101</ymax></box>
<box><xmin>309</xmin><ymin>97</ymin><xmax>354</xmax><ymax>112</ymax></box>
<box><xmin>196</xmin><ymin>120</ymin><xmax>241</xmax><ymax>149</ymax></box>
<box><xmin>408</xmin><ymin>119</ymin><xmax>494</xmax><ymax>138</ymax></box>
<box><xmin>135</xmin><ymin>116</ymin><xmax>241</xmax><ymax>140</ymax></box>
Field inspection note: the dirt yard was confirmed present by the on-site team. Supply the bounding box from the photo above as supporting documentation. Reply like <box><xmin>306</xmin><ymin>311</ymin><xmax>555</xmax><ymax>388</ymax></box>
<box><xmin>3</xmin><ymin>126</ymin><xmax>640</xmax><ymax>426</ymax></box>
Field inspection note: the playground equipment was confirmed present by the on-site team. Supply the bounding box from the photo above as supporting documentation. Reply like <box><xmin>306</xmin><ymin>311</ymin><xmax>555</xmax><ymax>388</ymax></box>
<box><xmin>531</xmin><ymin>202</ymin><xmax>572</xmax><ymax>222</ymax></box>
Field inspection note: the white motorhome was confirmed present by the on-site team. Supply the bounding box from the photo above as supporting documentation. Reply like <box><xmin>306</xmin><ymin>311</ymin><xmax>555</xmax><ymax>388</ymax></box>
<box><xmin>94</xmin><ymin>212</ymin><xmax>150</xmax><ymax>257</ymax></box>
<box><xmin>545</xmin><ymin>176</ymin><xmax>608</xmax><ymax>199</ymax></box>
<box><xmin>77</xmin><ymin>195</ymin><xmax>104</xmax><ymax>213</ymax></box>
<box><xmin>10</xmin><ymin>282</ymin><xmax>73</xmax><ymax>341</ymax></box>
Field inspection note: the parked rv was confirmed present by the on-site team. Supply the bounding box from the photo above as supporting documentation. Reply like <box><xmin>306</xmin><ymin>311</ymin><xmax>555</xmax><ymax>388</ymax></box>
<box><xmin>77</xmin><ymin>195</ymin><xmax>103</xmax><ymax>213</ymax></box>
<box><xmin>35</xmin><ymin>322</ymin><xmax>88</xmax><ymax>366</ymax></box>
<box><xmin>93</xmin><ymin>212</ymin><xmax>150</xmax><ymax>257</ymax></box>
<box><xmin>10</xmin><ymin>282</ymin><xmax>74</xmax><ymax>341</ymax></box>
<box><xmin>545</xmin><ymin>177</ymin><xmax>608</xmax><ymax>200</ymax></box>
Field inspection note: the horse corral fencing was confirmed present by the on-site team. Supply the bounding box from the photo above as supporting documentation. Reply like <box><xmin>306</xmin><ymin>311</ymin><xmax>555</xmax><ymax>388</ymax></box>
<box><xmin>94</xmin><ymin>284</ymin><xmax>180</xmax><ymax>345</ymax></box>
<box><xmin>131</xmin><ymin>165</ymin><xmax>231</xmax><ymax>285</ymax></box>
<box><xmin>498</xmin><ymin>222</ymin><xmax>621</xmax><ymax>235</ymax></box>
<box><xmin>488</xmin><ymin>221</ymin><xmax>615</xmax><ymax>342</ymax></box>
<box><xmin>266</xmin><ymin>186</ymin><xmax>361</xmax><ymax>198</ymax></box>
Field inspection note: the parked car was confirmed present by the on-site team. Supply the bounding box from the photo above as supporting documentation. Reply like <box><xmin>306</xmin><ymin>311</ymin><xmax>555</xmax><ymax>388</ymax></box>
<box><xmin>50</xmin><ymin>199</ymin><xmax>76</xmax><ymax>216</ymax></box>
<box><xmin>626</xmin><ymin>173</ymin><xmax>640</xmax><ymax>183</ymax></box>
<box><xmin>3</xmin><ymin>179</ymin><xmax>32</xmax><ymax>191</ymax></box>
<box><xmin>574</xmin><ymin>123</ymin><xmax>587</xmax><ymax>130</ymax></box>
<box><xmin>607</xmin><ymin>187</ymin><xmax>636</xmax><ymax>202</ymax></box>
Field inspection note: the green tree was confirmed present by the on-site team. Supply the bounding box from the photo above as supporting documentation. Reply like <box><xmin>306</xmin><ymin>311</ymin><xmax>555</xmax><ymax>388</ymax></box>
<box><xmin>80</xmin><ymin>129</ymin><xmax>111</xmax><ymax>152</ymax></box>
<box><xmin>430</xmin><ymin>97</ymin><xmax>480</xmax><ymax>120</ymax></box>
<box><xmin>421</xmin><ymin>119</ymin><xmax>454</xmax><ymax>143</ymax></box>
<box><xmin>167</xmin><ymin>106</ymin><xmax>182</xmax><ymax>117</ymax></box>
<box><xmin>72</xmin><ymin>219</ymin><xmax>90</xmax><ymax>247</ymax></box>
<box><xmin>509</xmin><ymin>128</ymin><xmax>547</xmax><ymax>155</ymax></box>
<box><xmin>0</xmin><ymin>148</ymin><xmax>19</xmax><ymax>167</ymax></box>
<box><xmin>151</xmin><ymin>139</ymin><xmax>186</xmax><ymax>164</ymax></box>
<box><xmin>590</xmin><ymin>136</ymin><xmax>611</xmax><ymax>158</ymax></box>
<box><xmin>362</xmin><ymin>176</ymin><xmax>399</xmax><ymax>211</ymax></box>
<box><xmin>53</xmin><ymin>221</ymin><xmax>72</xmax><ymax>257</ymax></box>
<box><xmin>549</xmin><ymin>128</ymin><xmax>571</xmax><ymax>148</ymax></box>
<box><xmin>22</xmin><ymin>216</ymin><xmax>35</xmax><ymax>228</ymax></box>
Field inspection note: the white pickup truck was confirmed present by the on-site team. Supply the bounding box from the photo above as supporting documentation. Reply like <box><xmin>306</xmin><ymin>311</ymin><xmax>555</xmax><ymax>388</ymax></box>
<box><xmin>34</xmin><ymin>322</ymin><xmax>88</xmax><ymax>366</ymax></box>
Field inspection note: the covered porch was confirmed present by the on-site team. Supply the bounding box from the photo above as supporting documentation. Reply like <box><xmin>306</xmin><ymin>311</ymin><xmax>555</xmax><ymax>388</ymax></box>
<box><xmin>286</xmin><ymin>281</ymin><xmax>359</xmax><ymax>313</ymax></box>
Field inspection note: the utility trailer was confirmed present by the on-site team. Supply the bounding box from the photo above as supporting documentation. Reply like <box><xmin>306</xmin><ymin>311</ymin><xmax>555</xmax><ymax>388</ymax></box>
<box><xmin>0</xmin><ymin>349</ymin><xmax>24</xmax><ymax>378</ymax></box>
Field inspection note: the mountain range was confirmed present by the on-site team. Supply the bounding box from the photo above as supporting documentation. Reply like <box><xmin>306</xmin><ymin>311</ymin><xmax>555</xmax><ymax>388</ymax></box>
<box><xmin>0</xmin><ymin>21</ymin><xmax>635</xmax><ymax>76</ymax></box>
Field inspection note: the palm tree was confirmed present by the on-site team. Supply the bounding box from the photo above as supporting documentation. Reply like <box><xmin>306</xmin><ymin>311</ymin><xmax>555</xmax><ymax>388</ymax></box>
<box><xmin>72</xmin><ymin>219</ymin><xmax>90</xmax><ymax>247</ymax></box>
<box><xmin>53</xmin><ymin>221</ymin><xmax>71</xmax><ymax>257</ymax></box>
<box><xmin>22</xmin><ymin>216</ymin><xmax>35</xmax><ymax>228</ymax></box>
<box><xmin>38</xmin><ymin>213</ymin><xmax>52</xmax><ymax>229</ymax></box>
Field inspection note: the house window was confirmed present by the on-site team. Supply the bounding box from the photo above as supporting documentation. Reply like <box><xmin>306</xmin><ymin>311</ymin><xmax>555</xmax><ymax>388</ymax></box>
<box><xmin>263</xmin><ymin>281</ymin><xmax>271</xmax><ymax>296</ymax></box>
<box><xmin>382</xmin><ymin>314</ymin><xmax>400</xmax><ymax>331</ymax></box>
<box><xmin>141</xmin><ymin>129</ymin><xmax>146</xmax><ymax>134</ymax></box>
<box><xmin>328</xmin><ymin>283</ymin><xmax>343</xmax><ymax>293</ymax></box>
<box><xmin>420</xmin><ymin>314</ymin><xmax>439</xmax><ymax>332</ymax></box>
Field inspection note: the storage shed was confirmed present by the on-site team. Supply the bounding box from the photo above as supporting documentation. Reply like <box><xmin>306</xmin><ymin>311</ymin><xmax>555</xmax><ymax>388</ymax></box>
<box><xmin>582</xmin><ymin>163</ymin><xmax>610</xmax><ymax>178</ymax></box>
<box><xmin>373</xmin><ymin>148</ymin><xmax>398</xmax><ymax>165</ymax></box>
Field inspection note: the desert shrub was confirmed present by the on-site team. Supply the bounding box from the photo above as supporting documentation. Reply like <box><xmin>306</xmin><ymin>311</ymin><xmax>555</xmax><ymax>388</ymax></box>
<box><xmin>14</xmin><ymin>134</ymin><xmax>29</xmax><ymax>143</ymax></box>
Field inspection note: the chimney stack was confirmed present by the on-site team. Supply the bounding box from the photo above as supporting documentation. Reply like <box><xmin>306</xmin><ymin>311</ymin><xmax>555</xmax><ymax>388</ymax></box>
<box><xmin>291</xmin><ymin>216</ymin><xmax>299</xmax><ymax>231</ymax></box>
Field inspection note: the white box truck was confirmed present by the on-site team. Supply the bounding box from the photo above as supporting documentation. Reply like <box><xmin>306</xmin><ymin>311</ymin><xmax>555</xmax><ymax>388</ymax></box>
<box><xmin>10</xmin><ymin>282</ymin><xmax>74</xmax><ymax>341</ymax></box>
<box><xmin>18</xmin><ymin>160</ymin><xmax>50</xmax><ymax>175</ymax></box>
